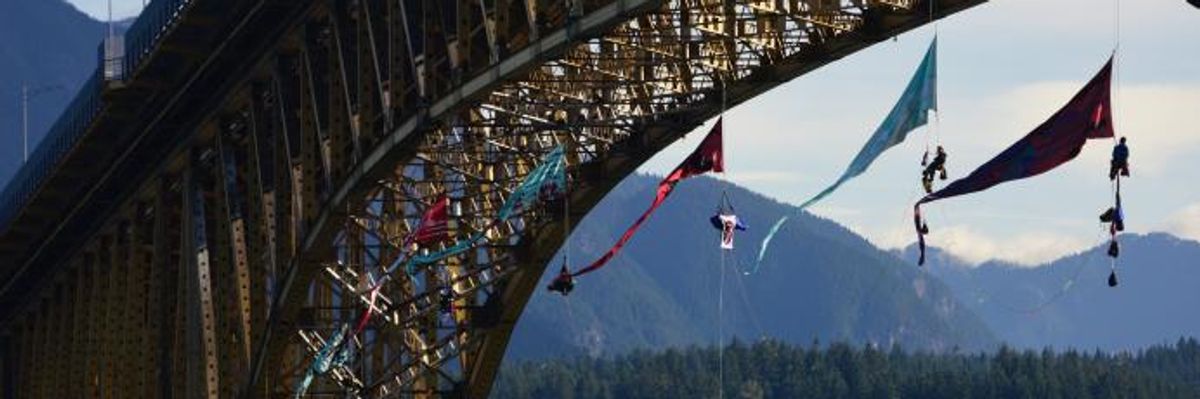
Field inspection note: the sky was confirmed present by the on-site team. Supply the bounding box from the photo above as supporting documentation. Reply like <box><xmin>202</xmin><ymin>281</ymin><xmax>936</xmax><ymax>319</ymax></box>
<box><xmin>66</xmin><ymin>0</ymin><xmax>1200</xmax><ymax>266</ymax></box>
<box><xmin>67</xmin><ymin>0</ymin><xmax>144</xmax><ymax>21</ymax></box>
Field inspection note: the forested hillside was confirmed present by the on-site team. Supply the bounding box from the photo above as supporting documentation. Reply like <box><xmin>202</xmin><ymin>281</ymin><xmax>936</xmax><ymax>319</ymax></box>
<box><xmin>493</xmin><ymin>338</ymin><xmax>1200</xmax><ymax>398</ymax></box>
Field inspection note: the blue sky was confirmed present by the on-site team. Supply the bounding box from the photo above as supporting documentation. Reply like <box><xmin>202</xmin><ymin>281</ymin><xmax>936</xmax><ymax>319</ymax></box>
<box><xmin>68</xmin><ymin>0</ymin><xmax>1200</xmax><ymax>265</ymax></box>
<box><xmin>67</xmin><ymin>0</ymin><xmax>144</xmax><ymax>20</ymax></box>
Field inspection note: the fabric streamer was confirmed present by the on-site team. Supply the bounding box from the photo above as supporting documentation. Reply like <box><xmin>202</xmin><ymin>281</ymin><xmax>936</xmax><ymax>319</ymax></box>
<box><xmin>570</xmin><ymin>119</ymin><xmax>724</xmax><ymax>278</ymax></box>
<box><xmin>752</xmin><ymin>39</ymin><xmax>938</xmax><ymax>274</ymax></box>
<box><xmin>412</xmin><ymin>196</ymin><xmax>451</xmax><ymax>245</ymax></box>
<box><xmin>295</xmin><ymin>325</ymin><xmax>348</xmax><ymax>398</ymax></box>
<box><xmin>295</xmin><ymin>149</ymin><xmax>566</xmax><ymax>394</ymax></box>
<box><xmin>295</xmin><ymin>195</ymin><xmax>451</xmax><ymax>396</ymax></box>
<box><xmin>914</xmin><ymin>58</ymin><xmax>1115</xmax><ymax>265</ymax></box>
<box><xmin>354</xmin><ymin>195</ymin><xmax>449</xmax><ymax>334</ymax></box>
<box><xmin>403</xmin><ymin>146</ymin><xmax>567</xmax><ymax>275</ymax></box>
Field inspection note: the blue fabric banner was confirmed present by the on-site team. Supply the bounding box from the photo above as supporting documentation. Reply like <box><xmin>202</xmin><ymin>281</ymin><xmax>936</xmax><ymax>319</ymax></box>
<box><xmin>752</xmin><ymin>39</ymin><xmax>938</xmax><ymax>274</ymax></box>
<box><xmin>402</xmin><ymin>146</ymin><xmax>567</xmax><ymax>275</ymax></box>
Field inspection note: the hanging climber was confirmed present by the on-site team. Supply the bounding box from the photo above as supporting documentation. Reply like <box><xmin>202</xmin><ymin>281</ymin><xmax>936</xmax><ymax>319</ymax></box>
<box><xmin>1109</xmin><ymin>137</ymin><xmax>1130</xmax><ymax>180</ymax></box>
<box><xmin>913</xmin><ymin>57</ymin><xmax>1115</xmax><ymax>266</ymax></box>
<box><xmin>1103</xmin><ymin>192</ymin><xmax>1124</xmax><ymax>286</ymax></box>
<box><xmin>921</xmin><ymin>146</ymin><xmax>948</xmax><ymax>194</ymax></box>
<box><xmin>438</xmin><ymin>286</ymin><xmax>455</xmax><ymax>314</ymax></box>
<box><xmin>547</xmin><ymin>263</ymin><xmax>575</xmax><ymax>296</ymax></box>
<box><xmin>1099</xmin><ymin>193</ymin><xmax>1126</xmax><ymax>233</ymax></box>
<box><xmin>710</xmin><ymin>210</ymin><xmax>747</xmax><ymax>250</ymax></box>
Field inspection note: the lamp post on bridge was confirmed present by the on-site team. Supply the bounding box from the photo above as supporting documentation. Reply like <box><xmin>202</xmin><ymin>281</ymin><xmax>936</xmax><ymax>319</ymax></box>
<box><xmin>19</xmin><ymin>83</ymin><xmax>63</xmax><ymax>163</ymax></box>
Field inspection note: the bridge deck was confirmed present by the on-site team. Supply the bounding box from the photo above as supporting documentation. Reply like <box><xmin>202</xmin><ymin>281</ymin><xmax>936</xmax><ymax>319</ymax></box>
<box><xmin>0</xmin><ymin>0</ymin><xmax>313</xmax><ymax>314</ymax></box>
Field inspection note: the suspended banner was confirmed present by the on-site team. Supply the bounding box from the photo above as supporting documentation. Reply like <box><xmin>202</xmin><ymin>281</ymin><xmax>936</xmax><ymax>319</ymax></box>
<box><xmin>412</xmin><ymin>196</ymin><xmax>450</xmax><ymax>245</ymax></box>
<box><xmin>711</xmin><ymin>213</ymin><xmax>747</xmax><ymax>250</ymax></box>
<box><xmin>298</xmin><ymin>149</ymin><xmax>569</xmax><ymax>393</ymax></box>
<box><xmin>570</xmin><ymin>119</ymin><xmax>724</xmax><ymax>278</ymax></box>
<box><xmin>914</xmin><ymin>58</ymin><xmax>1115</xmax><ymax>265</ymax></box>
<box><xmin>355</xmin><ymin>195</ymin><xmax>448</xmax><ymax>333</ymax></box>
<box><xmin>752</xmin><ymin>39</ymin><xmax>938</xmax><ymax>274</ymax></box>
<box><xmin>402</xmin><ymin>146</ymin><xmax>567</xmax><ymax>275</ymax></box>
<box><xmin>295</xmin><ymin>325</ymin><xmax>348</xmax><ymax>398</ymax></box>
<box><xmin>296</xmin><ymin>193</ymin><xmax>452</xmax><ymax>397</ymax></box>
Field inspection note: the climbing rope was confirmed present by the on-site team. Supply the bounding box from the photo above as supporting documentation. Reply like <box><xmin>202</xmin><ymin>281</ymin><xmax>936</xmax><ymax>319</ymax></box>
<box><xmin>716</xmin><ymin>70</ymin><xmax>728</xmax><ymax>399</ymax></box>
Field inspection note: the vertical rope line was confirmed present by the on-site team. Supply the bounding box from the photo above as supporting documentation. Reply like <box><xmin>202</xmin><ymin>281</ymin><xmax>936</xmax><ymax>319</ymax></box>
<box><xmin>1112</xmin><ymin>0</ymin><xmax>1120</xmax><ymax>147</ymax></box>
<box><xmin>560</xmin><ymin>146</ymin><xmax>584</xmax><ymax>340</ymax></box>
<box><xmin>1110</xmin><ymin>0</ymin><xmax>1121</xmax><ymax>279</ymax></box>
<box><xmin>718</xmin><ymin>89</ymin><xmax>726</xmax><ymax>399</ymax></box>
<box><xmin>717</xmin><ymin>7</ymin><xmax>729</xmax><ymax>394</ymax></box>
<box><xmin>564</xmin><ymin>148</ymin><xmax>571</xmax><ymax>264</ymax></box>
<box><xmin>921</xmin><ymin>0</ymin><xmax>938</xmax><ymax>154</ymax></box>
<box><xmin>930</xmin><ymin>0</ymin><xmax>936</xmax><ymax>32</ymax></box>
<box><xmin>718</xmin><ymin>236</ymin><xmax>725</xmax><ymax>399</ymax></box>
<box><xmin>933</xmin><ymin>3</ymin><xmax>942</xmax><ymax>148</ymax></box>
<box><xmin>1114</xmin><ymin>0</ymin><xmax>1120</xmax><ymax>54</ymax></box>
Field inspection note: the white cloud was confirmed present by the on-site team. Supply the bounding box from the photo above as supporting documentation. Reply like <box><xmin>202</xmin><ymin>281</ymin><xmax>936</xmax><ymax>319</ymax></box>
<box><xmin>834</xmin><ymin>218</ymin><xmax>1094</xmax><ymax>267</ymax></box>
<box><xmin>925</xmin><ymin>225</ymin><xmax>1092</xmax><ymax>266</ymax></box>
<box><xmin>859</xmin><ymin>223</ymin><xmax>918</xmax><ymax>251</ymax></box>
<box><xmin>718</xmin><ymin>171</ymin><xmax>805</xmax><ymax>184</ymax></box>
<box><xmin>1167</xmin><ymin>203</ymin><xmax>1200</xmax><ymax>242</ymax></box>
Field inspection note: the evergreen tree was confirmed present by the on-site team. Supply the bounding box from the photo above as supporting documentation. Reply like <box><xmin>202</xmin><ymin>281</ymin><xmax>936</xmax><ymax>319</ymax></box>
<box><xmin>492</xmin><ymin>339</ymin><xmax>1200</xmax><ymax>398</ymax></box>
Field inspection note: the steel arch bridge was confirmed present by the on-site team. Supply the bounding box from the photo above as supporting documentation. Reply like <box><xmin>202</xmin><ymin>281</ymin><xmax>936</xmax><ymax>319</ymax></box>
<box><xmin>0</xmin><ymin>0</ymin><xmax>984</xmax><ymax>397</ymax></box>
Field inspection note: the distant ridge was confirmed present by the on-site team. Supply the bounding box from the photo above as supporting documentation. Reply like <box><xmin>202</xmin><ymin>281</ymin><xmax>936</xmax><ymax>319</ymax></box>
<box><xmin>0</xmin><ymin>0</ymin><xmax>107</xmax><ymax>186</ymax></box>
<box><xmin>505</xmin><ymin>174</ymin><xmax>997</xmax><ymax>360</ymax></box>
<box><xmin>915</xmin><ymin>233</ymin><xmax>1200</xmax><ymax>351</ymax></box>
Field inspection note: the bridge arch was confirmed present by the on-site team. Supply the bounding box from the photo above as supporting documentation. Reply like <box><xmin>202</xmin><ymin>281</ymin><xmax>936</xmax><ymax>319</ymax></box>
<box><xmin>0</xmin><ymin>1</ymin><xmax>985</xmax><ymax>397</ymax></box>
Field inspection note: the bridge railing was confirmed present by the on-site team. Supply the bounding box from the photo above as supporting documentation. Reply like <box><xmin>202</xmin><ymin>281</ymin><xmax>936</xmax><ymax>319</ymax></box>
<box><xmin>0</xmin><ymin>0</ymin><xmax>193</xmax><ymax>232</ymax></box>
<box><xmin>124</xmin><ymin>0</ymin><xmax>194</xmax><ymax>77</ymax></box>
<box><xmin>0</xmin><ymin>60</ymin><xmax>105</xmax><ymax>230</ymax></box>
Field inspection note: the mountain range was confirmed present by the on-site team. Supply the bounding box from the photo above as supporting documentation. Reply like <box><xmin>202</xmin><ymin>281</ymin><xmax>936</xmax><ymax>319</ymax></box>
<box><xmin>917</xmin><ymin>233</ymin><xmax>1200</xmax><ymax>351</ymax></box>
<box><xmin>505</xmin><ymin>174</ymin><xmax>1200</xmax><ymax>360</ymax></box>
<box><xmin>0</xmin><ymin>0</ymin><xmax>109</xmax><ymax>184</ymax></box>
<box><xmin>505</xmin><ymin>174</ymin><xmax>998</xmax><ymax>360</ymax></box>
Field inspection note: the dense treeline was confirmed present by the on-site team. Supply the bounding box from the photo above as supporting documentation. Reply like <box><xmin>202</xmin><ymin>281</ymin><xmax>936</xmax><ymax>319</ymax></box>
<box><xmin>493</xmin><ymin>338</ymin><xmax>1200</xmax><ymax>398</ymax></box>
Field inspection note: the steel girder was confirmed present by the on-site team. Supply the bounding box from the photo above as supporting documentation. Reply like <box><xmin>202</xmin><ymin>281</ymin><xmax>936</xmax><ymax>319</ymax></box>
<box><xmin>0</xmin><ymin>0</ymin><xmax>986</xmax><ymax>398</ymax></box>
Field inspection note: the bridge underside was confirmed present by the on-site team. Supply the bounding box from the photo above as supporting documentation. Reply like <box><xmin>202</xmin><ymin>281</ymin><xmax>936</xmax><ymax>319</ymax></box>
<box><xmin>0</xmin><ymin>0</ymin><xmax>984</xmax><ymax>397</ymax></box>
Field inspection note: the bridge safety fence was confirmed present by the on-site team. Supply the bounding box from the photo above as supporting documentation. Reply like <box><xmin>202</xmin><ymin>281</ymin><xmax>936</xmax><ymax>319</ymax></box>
<box><xmin>0</xmin><ymin>0</ymin><xmax>193</xmax><ymax>231</ymax></box>
<box><xmin>123</xmin><ymin>0</ymin><xmax>194</xmax><ymax>77</ymax></box>
<box><xmin>0</xmin><ymin>67</ymin><xmax>104</xmax><ymax>230</ymax></box>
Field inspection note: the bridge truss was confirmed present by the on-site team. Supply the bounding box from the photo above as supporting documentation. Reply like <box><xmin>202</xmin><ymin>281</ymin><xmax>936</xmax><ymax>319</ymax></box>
<box><xmin>0</xmin><ymin>0</ymin><xmax>984</xmax><ymax>397</ymax></box>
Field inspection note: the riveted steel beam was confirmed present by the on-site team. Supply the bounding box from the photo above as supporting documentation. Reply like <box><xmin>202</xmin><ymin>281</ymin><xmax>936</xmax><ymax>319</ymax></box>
<box><xmin>0</xmin><ymin>1</ymin><xmax>985</xmax><ymax>398</ymax></box>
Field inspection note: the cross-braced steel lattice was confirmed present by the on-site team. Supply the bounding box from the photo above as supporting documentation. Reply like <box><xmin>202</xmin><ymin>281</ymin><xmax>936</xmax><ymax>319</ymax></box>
<box><xmin>0</xmin><ymin>0</ymin><xmax>986</xmax><ymax>398</ymax></box>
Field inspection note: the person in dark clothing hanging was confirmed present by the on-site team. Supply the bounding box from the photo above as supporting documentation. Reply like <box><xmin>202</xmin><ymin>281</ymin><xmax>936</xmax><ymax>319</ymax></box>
<box><xmin>547</xmin><ymin>263</ymin><xmax>575</xmax><ymax>296</ymax></box>
<box><xmin>439</xmin><ymin>286</ymin><xmax>455</xmax><ymax>313</ymax></box>
<box><xmin>922</xmin><ymin>146</ymin><xmax>948</xmax><ymax>194</ymax></box>
<box><xmin>1110</xmin><ymin>137</ymin><xmax>1130</xmax><ymax>180</ymax></box>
